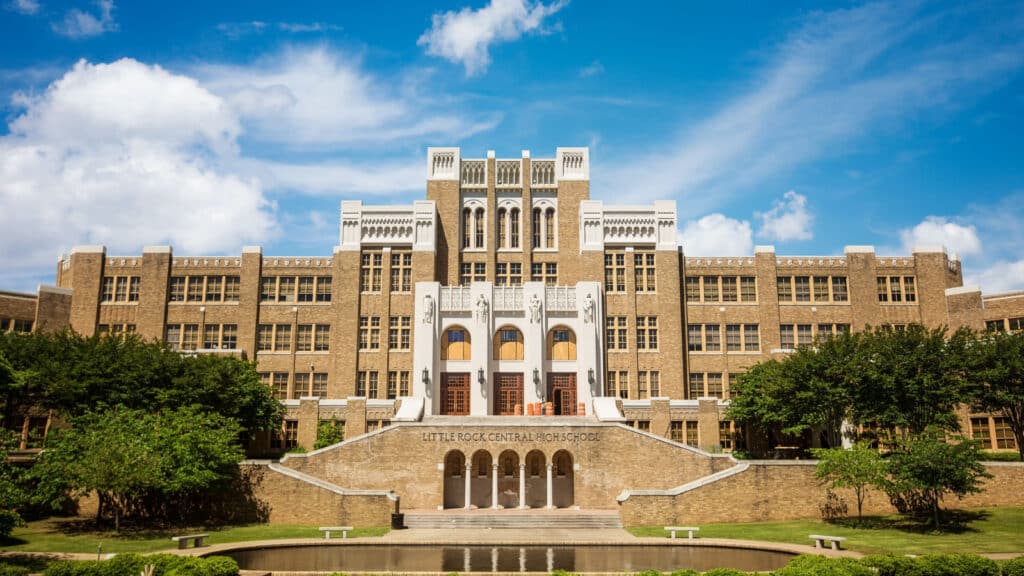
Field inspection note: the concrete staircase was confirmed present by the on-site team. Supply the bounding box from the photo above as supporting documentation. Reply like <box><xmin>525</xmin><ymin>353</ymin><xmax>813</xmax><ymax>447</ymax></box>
<box><xmin>402</xmin><ymin>510</ymin><xmax>622</xmax><ymax>529</ymax></box>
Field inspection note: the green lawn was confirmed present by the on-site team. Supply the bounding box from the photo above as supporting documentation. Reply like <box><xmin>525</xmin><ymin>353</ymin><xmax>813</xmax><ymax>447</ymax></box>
<box><xmin>0</xmin><ymin>519</ymin><xmax>389</xmax><ymax>554</ymax></box>
<box><xmin>628</xmin><ymin>507</ymin><xmax>1024</xmax><ymax>555</ymax></box>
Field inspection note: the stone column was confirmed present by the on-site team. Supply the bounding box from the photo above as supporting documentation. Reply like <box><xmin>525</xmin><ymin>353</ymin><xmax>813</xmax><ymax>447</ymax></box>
<box><xmin>491</xmin><ymin>463</ymin><xmax>499</xmax><ymax>509</ymax></box>
<box><xmin>464</xmin><ymin>462</ymin><xmax>472</xmax><ymax>509</ymax></box>
<box><xmin>545</xmin><ymin>462</ymin><xmax>554</xmax><ymax>509</ymax></box>
<box><xmin>518</xmin><ymin>463</ymin><xmax>527</xmax><ymax>509</ymax></box>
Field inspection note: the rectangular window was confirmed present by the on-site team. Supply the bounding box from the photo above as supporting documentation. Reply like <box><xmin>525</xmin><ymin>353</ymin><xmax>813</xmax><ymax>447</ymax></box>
<box><xmin>634</xmin><ymin>252</ymin><xmax>656</xmax><ymax>292</ymax></box>
<box><xmin>531</xmin><ymin>262</ymin><xmax>558</xmax><ymax>285</ymax></box>
<box><xmin>101</xmin><ymin>277</ymin><xmax>114</xmax><ymax>302</ymax></box>
<box><xmin>296</xmin><ymin>325</ymin><xmax>313</xmax><ymax>352</ymax></box>
<box><xmin>387</xmin><ymin>371</ymin><xmax>398</xmax><ymax>400</ymax></box>
<box><xmin>987</xmin><ymin>320</ymin><xmax>1005</xmax><ymax>332</ymax></box>
<box><xmin>359</xmin><ymin>316</ymin><xmax>381</xmax><ymax>350</ymax></box>
<box><xmin>274</xmin><ymin>324</ymin><xmax>291</xmax><ymax>352</ymax></box>
<box><xmin>794</xmin><ymin>276</ymin><xmax>810</xmax><ymax>302</ymax></box>
<box><xmin>128</xmin><ymin>277</ymin><xmax>140</xmax><ymax>302</ymax></box>
<box><xmin>831</xmin><ymin>276</ymin><xmax>848</xmax><ymax>302</ymax></box>
<box><xmin>688</xmin><ymin>373</ymin><xmax>703</xmax><ymax>399</ymax></box>
<box><xmin>360</xmin><ymin>252</ymin><xmax>383</xmax><ymax>292</ymax></box>
<box><xmin>283</xmin><ymin>420</ymin><xmax>298</xmax><ymax>449</ymax></box>
<box><xmin>312</xmin><ymin>373</ymin><xmax>328</xmax><ymax>397</ymax></box>
<box><xmin>260</xmin><ymin>277</ymin><xmax>276</xmax><ymax>302</ymax></box>
<box><xmin>780</xmin><ymin>325</ymin><xmax>795</xmax><ymax>349</ymax></box>
<box><xmin>637</xmin><ymin>316</ymin><xmax>658</xmax><ymax>350</ymax></box>
<box><xmin>889</xmin><ymin>276</ymin><xmax>902</xmax><ymax>302</ymax></box>
<box><xmin>706</xmin><ymin>373</ymin><xmax>723</xmax><ymax>398</ymax></box>
<box><xmin>165</xmin><ymin>324</ymin><xmax>181</xmax><ymax>350</ymax></box>
<box><xmin>877</xmin><ymin>276</ymin><xmax>889</xmax><ymax>302</ymax></box>
<box><xmin>638</xmin><ymin>372</ymin><xmax>648</xmax><ymax>399</ymax></box>
<box><xmin>702</xmin><ymin>276</ymin><xmax>719</xmax><ymax>302</ymax></box>
<box><xmin>670</xmin><ymin>421</ymin><xmax>684</xmax><ymax>443</ymax></box>
<box><xmin>315</xmin><ymin>276</ymin><xmax>332</xmax><ymax>302</ymax></box>
<box><xmin>604</xmin><ymin>252</ymin><xmax>626</xmax><ymax>292</ymax></box>
<box><xmin>797</xmin><ymin>324</ymin><xmax>813</xmax><ymax>346</ymax></box>
<box><xmin>181</xmin><ymin>324</ymin><xmax>199</xmax><ymax>350</ymax></box>
<box><xmin>649</xmin><ymin>371</ymin><xmax>660</xmax><ymax>397</ymax></box>
<box><xmin>389</xmin><ymin>316</ymin><xmax>410</xmax><ymax>350</ymax></box>
<box><xmin>169</xmin><ymin>277</ymin><xmax>185</xmax><ymax>302</ymax></box>
<box><xmin>314</xmin><ymin>325</ymin><xmax>331</xmax><ymax>352</ymax></box>
<box><xmin>721</xmin><ymin>276</ymin><xmax>737</xmax><ymax>302</ymax></box>
<box><xmin>356</xmin><ymin>372</ymin><xmax>367</xmax><ymax>396</ymax></box>
<box><xmin>205</xmin><ymin>276</ymin><xmax>222</xmax><ymax>302</ymax></box>
<box><xmin>391</xmin><ymin>252</ymin><xmax>412</xmax><ymax>292</ymax></box>
<box><xmin>292</xmin><ymin>373</ymin><xmax>310</xmax><ymax>400</ymax></box>
<box><xmin>460</xmin><ymin>262</ymin><xmax>487</xmax><ymax>284</ymax></box>
<box><xmin>297</xmin><ymin>276</ymin><xmax>314</xmax><ymax>302</ymax></box>
<box><xmin>726</xmin><ymin>324</ymin><xmax>741</xmax><ymax>351</ymax></box>
<box><xmin>719</xmin><ymin>421</ymin><xmax>734</xmax><ymax>450</ymax></box>
<box><xmin>1010</xmin><ymin>317</ymin><xmax>1024</xmax><ymax>331</ymax></box>
<box><xmin>686</xmin><ymin>421</ymin><xmax>699</xmax><ymax>447</ymax></box>
<box><xmin>102</xmin><ymin>276</ymin><xmax>140</xmax><ymax>303</ymax></box>
<box><xmin>994</xmin><ymin>417</ymin><xmax>1017</xmax><ymax>450</ymax></box>
<box><xmin>273</xmin><ymin>373</ymin><xmax>289</xmax><ymax>401</ymax></box>
<box><xmin>744</xmin><ymin>324</ymin><xmax>759</xmax><ymax>351</ymax></box>
<box><xmin>813</xmin><ymin>276</ymin><xmax>829</xmax><ymax>302</ymax></box>
<box><xmin>223</xmin><ymin>276</ymin><xmax>240</xmax><ymax>302</ymax></box>
<box><xmin>368</xmin><ymin>371</ymin><xmax>379</xmax><ymax>399</ymax></box>
<box><xmin>740</xmin><ymin>276</ymin><xmax>757</xmax><ymax>302</ymax></box>
<box><xmin>496</xmin><ymin>262</ymin><xmax>523</xmax><ymax>286</ymax></box>
<box><xmin>971</xmin><ymin>417</ymin><xmax>991</xmax><ymax>445</ymax></box>
<box><xmin>187</xmin><ymin>277</ymin><xmax>203</xmax><ymax>302</ymax></box>
<box><xmin>114</xmin><ymin>277</ymin><xmax>128</xmax><ymax>302</ymax></box>
<box><xmin>687</xmin><ymin>324</ymin><xmax>703</xmax><ymax>352</ymax></box>
<box><xmin>606</xmin><ymin>316</ymin><xmax>627</xmax><ymax>350</ymax></box>
<box><xmin>203</xmin><ymin>324</ymin><xmax>220</xmax><ymax>349</ymax></box>
<box><xmin>777</xmin><ymin>277</ymin><xmax>792</xmax><ymax>301</ymax></box>
<box><xmin>705</xmin><ymin>324</ymin><xmax>720</xmax><ymax>352</ymax></box>
<box><xmin>277</xmin><ymin>277</ymin><xmax>295</xmax><ymax>302</ymax></box>
<box><xmin>222</xmin><ymin>324</ymin><xmax>237</xmax><ymax>349</ymax></box>
<box><xmin>399</xmin><ymin>371</ymin><xmax>410</xmax><ymax>396</ymax></box>
<box><xmin>685</xmin><ymin>276</ymin><xmax>700</xmax><ymax>302</ymax></box>
<box><xmin>904</xmin><ymin>276</ymin><xmax>916</xmax><ymax>303</ymax></box>
<box><xmin>257</xmin><ymin>324</ymin><xmax>273</xmax><ymax>351</ymax></box>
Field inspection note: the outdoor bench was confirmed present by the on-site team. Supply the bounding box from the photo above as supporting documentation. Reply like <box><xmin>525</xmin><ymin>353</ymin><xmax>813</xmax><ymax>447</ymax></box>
<box><xmin>809</xmin><ymin>534</ymin><xmax>846</xmax><ymax>550</ymax></box>
<box><xmin>664</xmin><ymin>526</ymin><xmax>700</xmax><ymax>539</ymax></box>
<box><xmin>170</xmin><ymin>534</ymin><xmax>208</xmax><ymax>549</ymax></box>
<box><xmin>319</xmin><ymin>526</ymin><xmax>354</xmax><ymax>539</ymax></box>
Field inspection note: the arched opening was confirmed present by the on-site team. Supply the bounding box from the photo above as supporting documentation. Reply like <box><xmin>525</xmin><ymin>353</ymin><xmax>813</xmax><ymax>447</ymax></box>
<box><xmin>510</xmin><ymin>208</ymin><xmax>520</xmax><ymax>248</ymax></box>
<box><xmin>547</xmin><ymin>326</ymin><xmax>577</xmax><ymax>360</ymax></box>
<box><xmin>474</xmin><ymin>207</ymin><xmax>485</xmax><ymax>248</ymax></box>
<box><xmin>545</xmin><ymin>207</ymin><xmax>556</xmax><ymax>247</ymax></box>
<box><xmin>493</xmin><ymin>326</ymin><xmax>524</xmax><ymax>360</ymax></box>
<box><xmin>441</xmin><ymin>326</ymin><xmax>471</xmax><ymax>360</ymax></box>
<box><xmin>443</xmin><ymin>450</ymin><xmax>466</xmax><ymax>509</ymax></box>
<box><xmin>470</xmin><ymin>450</ymin><xmax>493</xmax><ymax>508</ymax></box>
<box><xmin>462</xmin><ymin>208</ymin><xmax>472</xmax><ymax>249</ymax></box>
<box><xmin>523</xmin><ymin>450</ymin><xmax>546</xmax><ymax>508</ymax></box>
<box><xmin>497</xmin><ymin>208</ymin><xmax>507</xmax><ymax>248</ymax></box>
<box><xmin>551</xmin><ymin>450</ymin><xmax>574</xmax><ymax>508</ymax></box>
<box><xmin>532</xmin><ymin>208</ymin><xmax>542</xmax><ymax>248</ymax></box>
<box><xmin>497</xmin><ymin>450</ymin><xmax>520</xmax><ymax>508</ymax></box>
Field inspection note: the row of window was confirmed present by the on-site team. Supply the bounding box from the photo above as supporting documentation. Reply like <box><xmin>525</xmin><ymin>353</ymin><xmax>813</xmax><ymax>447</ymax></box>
<box><xmin>986</xmin><ymin>317</ymin><xmax>1024</xmax><ymax>332</ymax></box>
<box><xmin>259</xmin><ymin>276</ymin><xmax>333</xmax><ymax>303</ymax></box>
<box><xmin>168</xmin><ymin>275</ymin><xmax>240</xmax><ymax>303</ymax></box>
<box><xmin>457</xmin><ymin>262</ymin><xmax>560</xmax><ymax>286</ymax></box>
<box><xmin>259</xmin><ymin>371</ymin><xmax>330</xmax><ymax>400</ymax></box>
<box><xmin>258</xmin><ymin>324</ymin><xmax>331</xmax><ymax>352</ymax></box>
<box><xmin>101</xmin><ymin>275</ymin><xmax>141</xmax><ymax>302</ymax></box>
<box><xmin>970</xmin><ymin>416</ymin><xmax>1018</xmax><ymax>450</ymax></box>
<box><xmin>0</xmin><ymin>318</ymin><xmax>33</xmax><ymax>333</ymax></box>
<box><xmin>356</xmin><ymin>370</ymin><xmax>412</xmax><ymax>399</ymax></box>
<box><xmin>686</xmin><ymin>276</ymin><xmax>758</xmax><ymax>303</ymax></box>
<box><xmin>877</xmin><ymin>276</ymin><xmax>917</xmax><ymax>303</ymax></box>
<box><xmin>688</xmin><ymin>372</ymin><xmax>741</xmax><ymax>399</ymax></box>
<box><xmin>777</xmin><ymin>276</ymin><xmax>848</xmax><ymax>303</ymax></box>
<box><xmin>666</xmin><ymin>420</ymin><xmax>736</xmax><ymax>450</ymax></box>
<box><xmin>439</xmin><ymin>326</ymin><xmax>578</xmax><ymax>361</ymax></box>
<box><xmin>166</xmin><ymin>323</ymin><xmax>238</xmax><ymax>350</ymax></box>
<box><xmin>359</xmin><ymin>252</ymin><xmax>412</xmax><ymax>293</ymax></box>
<box><xmin>779</xmin><ymin>323</ymin><xmax>851</xmax><ymax>349</ymax></box>
<box><xmin>97</xmin><ymin>323</ymin><xmax>136</xmax><ymax>337</ymax></box>
<box><xmin>604</xmin><ymin>252</ymin><xmax>657</xmax><ymax>292</ymax></box>
<box><xmin>687</xmin><ymin>324</ymin><xmax>760</xmax><ymax>352</ymax></box>
<box><xmin>605</xmin><ymin>370</ymin><xmax>661</xmax><ymax>399</ymax></box>
<box><xmin>606</xmin><ymin>316</ymin><xmax>659</xmax><ymax>350</ymax></box>
<box><xmin>358</xmin><ymin>316</ymin><xmax>411</xmax><ymax>351</ymax></box>
<box><xmin>462</xmin><ymin>207</ymin><xmax>558</xmax><ymax>250</ymax></box>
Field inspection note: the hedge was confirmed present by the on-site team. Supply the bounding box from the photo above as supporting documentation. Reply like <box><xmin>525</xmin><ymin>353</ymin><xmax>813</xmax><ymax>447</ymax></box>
<box><xmin>43</xmin><ymin>554</ymin><xmax>238</xmax><ymax>576</ymax></box>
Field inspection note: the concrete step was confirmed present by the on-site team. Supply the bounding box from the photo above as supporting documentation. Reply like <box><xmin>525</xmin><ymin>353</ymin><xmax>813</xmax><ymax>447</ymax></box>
<box><xmin>402</xmin><ymin>511</ymin><xmax>622</xmax><ymax>530</ymax></box>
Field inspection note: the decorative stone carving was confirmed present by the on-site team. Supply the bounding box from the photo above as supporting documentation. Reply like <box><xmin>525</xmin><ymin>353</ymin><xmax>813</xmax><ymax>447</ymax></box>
<box><xmin>582</xmin><ymin>293</ymin><xmax>595</xmax><ymax>324</ymax></box>
<box><xmin>529</xmin><ymin>293</ymin><xmax>543</xmax><ymax>324</ymax></box>
<box><xmin>422</xmin><ymin>294</ymin><xmax>434</xmax><ymax>325</ymax></box>
<box><xmin>475</xmin><ymin>294</ymin><xmax>489</xmax><ymax>325</ymax></box>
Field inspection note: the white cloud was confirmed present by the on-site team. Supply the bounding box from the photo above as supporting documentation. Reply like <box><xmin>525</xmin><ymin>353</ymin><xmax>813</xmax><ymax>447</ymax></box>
<box><xmin>418</xmin><ymin>0</ymin><xmax>567</xmax><ymax>76</ymax></box>
<box><xmin>216</xmin><ymin>21</ymin><xmax>341</xmax><ymax>38</ymax></box>
<box><xmin>241</xmin><ymin>157</ymin><xmax>423</xmax><ymax>196</ymax></box>
<box><xmin>600</xmin><ymin>2</ymin><xmax>1024</xmax><ymax>210</ymax></box>
<box><xmin>197</xmin><ymin>46</ymin><xmax>501</xmax><ymax>147</ymax></box>
<box><xmin>679</xmin><ymin>214</ymin><xmax>753</xmax><ymax>257</ymax></box>
<box><xmin>757</xmin><ymin>190</ymin><xmax>813</xmax><ymax>241</ymax></box>
<box><xmin>966</xmin><ymin>260</ymin><xmax>1024</xmax><ymax>294</ymax></box>
<box><xmin>52</xmin><ymin>0</ymin><xmax>116</xmax><ymax>38</ymax></box>
<box><xmin>6</xmin><ymin>0</ymin><xmax>40</xmax><ymax>15</ymax></box>
<box><xmin>899</xmin><ymin>216</ymin><xmax>982</xmax><ymax>256</ymax></box>
<box><xmin>277</xmin><ymin>22</ymin><xmax>342</xmax><ymax>33</ymax></box>
<box><xmin>0</xmin><ymin>58</ymin><xmax>277</xmax><ymax>282</ymax></box>
<box><xmin>578</xmin><ymin>60</ymin><xmax>604</xmax><ymax>78</ymax></box>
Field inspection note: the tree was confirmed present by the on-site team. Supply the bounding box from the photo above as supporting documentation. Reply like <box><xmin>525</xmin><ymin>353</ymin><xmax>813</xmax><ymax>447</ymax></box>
<box><xmin>314</xmin><ymin>417</ymin><xmax>345</xmax><ymax>449</ymax></box>
<box><xmin>31</xmin><ymin>406</ymin><xmax>243</xmax><ymax>530</ymax></box>
<box><xmin>968</xmin><ymin>329</ymin><xmax>1024</xmax><ymax>460</ymax></box>
<box><xmin>886</xmin><ymin>430</ymin><xmax>991</xmax><ymax>528</ymax></box>
<box><xmin>811</xmin><ymin>442</ymin><xmax>888</xmax><ymax>521</ymax></box>
<box><xmin>0</xmin><ymin>428</ymin><xmax>26</xmax><ymax>538</ymax></box>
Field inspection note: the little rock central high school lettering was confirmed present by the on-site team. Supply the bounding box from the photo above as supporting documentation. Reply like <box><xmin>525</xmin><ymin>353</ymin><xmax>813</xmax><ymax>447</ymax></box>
<box><xmin>420</xmin><ymin>431</ymin><xmax>601</xmax><ymax>443</ymax></box>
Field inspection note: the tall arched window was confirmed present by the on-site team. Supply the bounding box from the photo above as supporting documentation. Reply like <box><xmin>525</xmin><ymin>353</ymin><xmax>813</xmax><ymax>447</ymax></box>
<box><xmin>442</xmin><ymin>327</ymin><xmax>471</xmax><ymax>360</ymax></box>
<box><xmin>545</xmin><ymin>208</ymin><xmax>556</xmax><ymax>247</ymax></box>
<box><xmin>493</xmin><ymin>326</ymin><xmax>524</xmax><ymax>360</ymax></box>
<box><xmin>547</xmin><ymin>326</ymin><xmax>577</xmax><ymax>360</ymax></box>
<box><xmin>532</xmin><ymin>208</ymin><xmax>542</xmax><ymax>248</ymax></box>
<box><xmin>510</xmin><ymin>208</ymin><xmax>520</xmax><ymax>248</ymax></box>
<box><xmin>497</xmin><ymin>208</ymin><xmax>507</xmax><ymax>248</ymax></box>
<box><xmin>474</xmin><ymin>208</ymin><xmax>485</xmax><ymax>248</ymax></box>
<box><xmin>462</xmin><ymin>208</ymin><xmax>472</xmax><ymax>249</ymax></box>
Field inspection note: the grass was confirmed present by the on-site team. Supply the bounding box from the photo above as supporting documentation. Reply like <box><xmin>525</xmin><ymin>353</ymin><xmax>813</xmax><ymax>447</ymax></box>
<box><xmin>0</xmin><ymin>519</ymin><xmax>389</xmax><ymax>554</ymax></box>
<box><xmin>628</xmin><ymin>507</ymin><xmax>1024</xmax><ymax>555</ymax></box>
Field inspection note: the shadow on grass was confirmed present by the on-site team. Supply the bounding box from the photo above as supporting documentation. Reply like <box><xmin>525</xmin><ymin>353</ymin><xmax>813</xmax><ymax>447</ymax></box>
<box><xmin>0</xmin><ymin>553</ymin><xmax>57</xmax><ymax>571</ymax></box>
<box><xmin>41</xmin><ymin>517</ymin><xmax>218</xmax><ymax>540</ymax></box>
<box><xmin>826</xmin><ymin>509</ymin><xmax>990</xmax><ymax>534</ymax></box>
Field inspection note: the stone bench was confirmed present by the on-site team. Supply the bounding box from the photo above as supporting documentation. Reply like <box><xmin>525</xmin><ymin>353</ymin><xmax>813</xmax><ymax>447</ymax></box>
<box><xmin>664</xmin><ymin>526</ymin><xmax>700</xmax><ymax>539</ymax></box>
<box><xmin>809</xmin><ymin>534</ymin><xmax>846</xmax><ymax>550</ymax></box>
<box><xmin>319</xmin><ymin>526</ymin><xmax>353</xmax><ymax>539</ymax></box>
<box><xmin>170</xmin><ymin>534</ymin><xmax>208</xmax><ymax>549</ymax></box>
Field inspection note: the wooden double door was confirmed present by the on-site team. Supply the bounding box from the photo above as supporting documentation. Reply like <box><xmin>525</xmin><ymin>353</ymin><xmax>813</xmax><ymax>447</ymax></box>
<box><xmin>441</xmin><ymin>373</ymin><xmax>470</xmax><ymax>415</ymax></box>
<box><xmin>494</xmin><ymin>372</ymin><xmax>524</xmax><ymax>415</ymax></box>
<box><xmin>547</xmin><ymin>373</ymin><xmax>578</xmax><ymax>415</ymax></box>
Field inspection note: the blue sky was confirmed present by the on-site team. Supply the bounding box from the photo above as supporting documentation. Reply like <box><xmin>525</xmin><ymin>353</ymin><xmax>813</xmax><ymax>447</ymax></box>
<box><xmin>1</xmin><ymin>0</ymin><xmax>1023</xmax><ymax>293</ymax></box>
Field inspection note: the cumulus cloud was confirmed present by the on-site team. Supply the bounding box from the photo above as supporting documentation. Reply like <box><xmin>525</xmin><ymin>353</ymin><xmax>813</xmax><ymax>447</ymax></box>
<box><xmin>966</xmin><ymin>259</ymin><xmax>1024</xmax><ymax>294</ymax></box>
<box><xmin>0</xmin><ymin>58</ymin><xmax>277</xmax><ymax>281</ymax></box>
<box><xmin>679</xmin><ymin>214</ymin><xmax>754</xmax><ymax>256</ymax></box>
<box><xmin>418</xmin><ymin>0</ymin><xmax>567</xmax><ymax>76</ymax></box>
<box><xmin>899</xmin><ymin>216</ymin><xmax>982</xmax><ymax>256</ymax></box>
<box><xmin>52</xmin><ymin>0</ymin><xmax>116</xmax><ymax>38</ymax></box>
<box><xmin>757</xmin><ymin>190</ymin><xmax>813</xmax><ymax>241</ymax></box>
<box><xmin>6</xmin><ymin>0</ymin><xmax>40</xmax><ymax>15</ymax></box>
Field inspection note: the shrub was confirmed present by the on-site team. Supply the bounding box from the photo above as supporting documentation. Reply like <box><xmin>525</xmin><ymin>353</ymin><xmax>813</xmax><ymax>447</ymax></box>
<box><xmin>43</xmin><ymin>555</ymin><xmax>238</xmax><ymax>576</ymax></box>
<box><xmin>860</xmin><ymin>554</ymin><xmax>923</xmax><ymax>576</ymax></box>
<box><xmin>0</xmin><ymin>564</ymin><xmax>30</xmax><ymax>576</ymax></box>
<box><xmin>1003</xmin><ymin>557</ymin><xmax>1024</xmax><ymax>576</ymax></box>
<box><xmin>0</xmin><ymin>510</ymin><xmax>24</xmax><ymax>539</ymax></box>
<box><xmin>979</xmin><ymin>451</ymin><xmax>1021</xmax><ymax>462</ymax></box>
<box><xmin>916</xmin><ymin>555</ymin><xmax>999</xmax><ymax>576</ymax></box>
<box><xmin>668</xmin><ymin>571</ymin><xmax>699</xmax><ymax>576</ymax></box>
<box><xmin>703</xmin><ymin>569</ymin><xmax>747</xmax><ymax>576</ymax></box>
<box><xmin>634</xmin><ymin>571</ymin><xmax>663</xmax><ymax>576</ymax></box>
<box><xmin>773</xmin><ymin>555</ymin><xmax>874</xmax><ymax>576</ymax></box>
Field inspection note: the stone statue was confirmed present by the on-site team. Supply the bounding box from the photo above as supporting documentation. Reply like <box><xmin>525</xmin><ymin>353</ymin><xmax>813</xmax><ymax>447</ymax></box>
<box><xmin>529</xmin><ymin>293</ymin><xmax>543</xmax><ymax>324</ymax></box>
<box><xmin>422</xmin><ymin>294</ymin><xmax>434</xmax><ymax>324</ymax></box>
<box><xmin>475</xmin><ymin>294</ymin><xmax>489</xmax><ymax>324</ymax></box>
<box><xmin>582</xmin><ymin>293</ymin><xmax>595</xmax><ymax>324</ymax></box>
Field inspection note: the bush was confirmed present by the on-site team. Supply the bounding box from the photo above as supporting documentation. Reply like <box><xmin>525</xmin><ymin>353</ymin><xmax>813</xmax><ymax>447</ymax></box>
<box><xmin>979</xmin><ymin>451</ymin><xmax>1021</xmax><ymax>462</ymax></box>
<box><xmin>633</xmin><ymin>571</ymin><xmax>664</xmax><ymax>576</ymax></box>
<box><xmin>0</xmin><ymin>510</ymin><xmax>24</xmax><ymax>539</ymax></box>
<box><xmin>1003</xmin><ymin>557</ymin><xmax>1024</xmax><ymax>576</ymax></box>
<box><xmin>860</xmin><ymin>554</ymin><xmax>923</xmax><ymax>576</ymax></box>
<box><xmin>668</xmin><ymin>571</ymin><xmax>699</xmax><ymax>576</ymax></box>
<box><xmin>0</xmin><ymin>564</ymin><xmax>30</xmax><ymax>576</ymax></box>
<box><xmin>773</xmin><ymin>555</ymin><xmax>874</xmax><ymax>576</ymax></box>
<box><xmin>916</xmin><ymin>555</ymin><xmax>999</xmax><ymax>576</ymax></box>
<box><xmin>43</xmin><ymin>555</ymin><xmax>238</xmax><ymax>576</ymax></box>
<box><xmin>703</xmin><ymin>569</ymin><xmax>747</xmax><ymax>576</ymax></box>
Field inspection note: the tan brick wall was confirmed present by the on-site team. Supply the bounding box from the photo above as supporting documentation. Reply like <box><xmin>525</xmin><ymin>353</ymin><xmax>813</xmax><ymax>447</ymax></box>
<box><xmin>34</xmin><ymin>288</ymin><xmax>71</xmax><ymax>333</ymax></box>
<box><xmin>241</xmin><ymin>463</ymin><xmax>394</xmax><ymax>526</ymax></box>
<box><xmin>0</xmin><ymin>291</ymin><xmax>38</xmax><ymax>329</ymax></box>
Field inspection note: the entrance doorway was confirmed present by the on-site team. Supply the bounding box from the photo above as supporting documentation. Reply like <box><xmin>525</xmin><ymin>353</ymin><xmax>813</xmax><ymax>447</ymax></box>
<box><xmin>441</xmin><ymin>373</ymin><xmax>470</xmax><ymax>415</ymax></box>
<box><xmin>551</xmin><ymin>450</ymin><xmax>575</xmax><ymax>508</ymax></box>
<box><xmin>443</xmin><ymin>450</ymin><xmax>466</xmax><ymax>508</ymax></box>
<box><xmin>546</xmin><ymin>373</ymin><xmax>578</xmax><ymax>415</ymax></box>
<box><xmin>494</xmin><ymin>373</ymin><xmax>523</xmax><ymax>415</ymax></box>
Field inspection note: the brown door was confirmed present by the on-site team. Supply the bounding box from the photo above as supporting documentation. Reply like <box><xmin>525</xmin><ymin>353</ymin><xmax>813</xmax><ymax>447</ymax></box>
<box><xmin>547</xmin><ymin>373</ymin><xmax>578</xmax><ymax>415</ymax></box>
<box><xmin>441</xmin><ymin>373</ymin><xmax>470</xmax><ymax>415</ymax></box>
<box><xmin>494</xmin><ymin>373</ymin><xmax>524</xmax><ymax>415</ymax></box>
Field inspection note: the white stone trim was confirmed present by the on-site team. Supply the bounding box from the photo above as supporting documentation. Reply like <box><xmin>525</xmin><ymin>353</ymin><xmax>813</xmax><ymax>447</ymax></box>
<box><xmin>617</xmin><ymin>462</ymin><xmax>750</xmax><ymax>501</ymax></box>
<box><xmin>38</xmin><ymin>285</ymin><xmax>73</xmax><ymax>295</ymax></box>
<box><xmin>142</xmin><ymin>245</ymin><xmax>172</xmax><ymax>254</ymax></box>
<box><xmin>754</xmin><ymin>245</ymin><xmax>775</xmax><ymax>254</ymax></box>
<box><xmin>945</xmin><ymin>285</ymin><xmax>981</xmax><ymax>296</ymax></box>
<box><xmin>844</xmin><ymin>245</ymin><xmax>875</xmax><ymax>254</ymax></box>
<box><xmin>242</xmin><ymin>245</ymin><xmax>262</xmax><ymax>254</ymax></box>
<box><xmin>71</xmin><ymin>245</ymin><xmax>105</xmax><ymax>254</ymax></box>
<box><xmin>912</xmin><ymin>245</ymin><xmax>947</xmax><ymax>254</ymax></box>
<box><xmin>265</xmin><ymin>463</ymin><xmax>398</xmax><ymax>500</ymax></box>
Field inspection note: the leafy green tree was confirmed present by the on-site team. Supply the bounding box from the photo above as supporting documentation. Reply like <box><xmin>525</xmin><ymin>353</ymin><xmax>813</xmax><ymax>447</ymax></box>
<box><xmin>886</xmin><ymin>430</ymin><xmax>991</xmax><ymax>528</ymax></box>
<box><xmin>0</xmin><ymin>428</ymin><xmax>26</xmax><ymax>538</ymax></box>
<box><xmin>314</xmin><ymin>417</ymin><xmax>345</xmax><ymax>450</ymax></box>
<box><xmin>968</xmin><ymin>329</ymin><xmax>1024</xmax><ymax>460</ymax></box>
<box><xmin>31</xmin><ymin>406</ymin><xmax>243</xmax><ymax>531</ymax></box>
<box><xmin>811</xmin><ymin>442</ymin><xmax>888</xmax><ymax>521</ymax></box>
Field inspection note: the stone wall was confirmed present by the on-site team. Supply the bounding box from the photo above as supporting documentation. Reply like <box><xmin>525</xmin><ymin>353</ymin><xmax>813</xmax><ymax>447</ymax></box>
<box><xmin>618</xmin><ymin>461</ymin><xmax>1024</xmax><ymax>526</ymax></box>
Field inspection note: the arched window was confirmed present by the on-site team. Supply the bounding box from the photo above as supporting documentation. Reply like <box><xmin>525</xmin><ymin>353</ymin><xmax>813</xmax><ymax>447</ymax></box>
<box><xmin>497</xmin><ymin>208</ymin><xmax>507</xmax><ymax>249</ymax></box>
<box><xmin>532</xmin><ymin>208</ymin><xmax>542</xmax><ymax>248</ymax></box>
<box><xmin>462</xmin><ymin>208</ymin><xmax>472</xmax><ymax>249</ymax></box>
<box><xmin>493</xmin><ymin>326</ymin><xmax>524</xmax><ymax>360</ymax></box>
<box><xmin>442</xmin><ymin>327</ymin><xmax>471</xmax><ymax>360</ymax></box>
<box><xmin>510</xmin><ymin>208</ymin><xmax>520</xmax><ymax>248</ymax></box>
<box><xmin>548</xmin><ymin>326</ymin><xmax>577</xmax><ymax>360</ymax></box>
<box><xmin>474</xmin><ymin>207</ymin><xmax>485</xmax><ymax>248</ymax></box>
<box><xmin>446</xmin><ymin>451</ymin><xmax>465</xmax><ymax>477</ymax></box>
<box><xmin>545</xmin><ymin>208</ymin><xmax>556</xmax><ymax>247</ymax></box>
